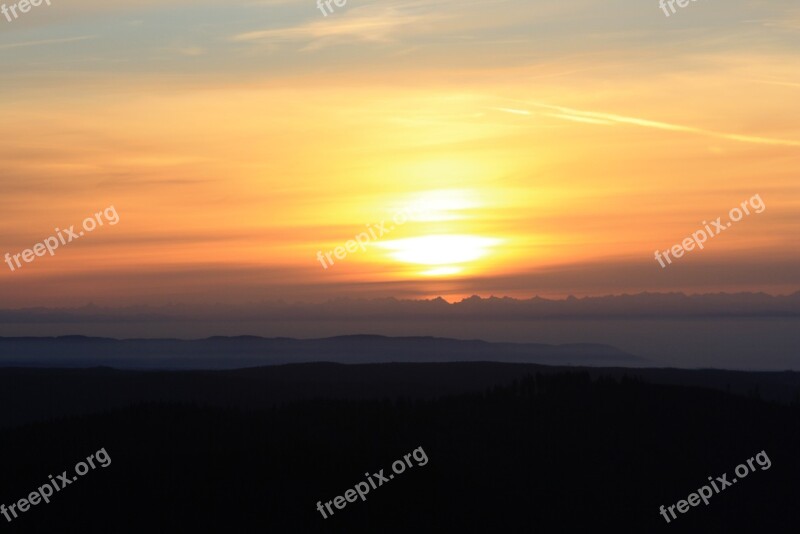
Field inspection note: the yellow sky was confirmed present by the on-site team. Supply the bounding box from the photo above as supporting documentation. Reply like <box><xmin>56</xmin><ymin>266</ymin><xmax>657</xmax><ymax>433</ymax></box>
<box><xmin>1</xmin><ymin>0</ymin><xmax>799</xmax><ymax>305</ymax></box>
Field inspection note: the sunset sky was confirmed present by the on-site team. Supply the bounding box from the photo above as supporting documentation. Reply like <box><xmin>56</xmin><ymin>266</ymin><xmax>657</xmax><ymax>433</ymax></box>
<box><xmin>1</xmin><ymin>0</ymin><xmax>799</xmax><ymax>307</ymax></box>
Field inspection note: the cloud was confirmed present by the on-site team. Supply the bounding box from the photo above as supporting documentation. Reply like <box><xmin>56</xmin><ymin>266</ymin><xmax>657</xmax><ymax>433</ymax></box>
<box><xmin>506</xmin><ymin>101</ymin><xmax>800</xmax><ymax>147</ymax></box>
<box><xmin>0</xmin><ymin>35</ymin><xmax>95</xmax><ymax>50</ymax></box>
<box><xmin>231</xmin><ymin>8</ymin><xmax>426</xmax><ymax>48</ymax></box>
<box><xmin>489</xmin><ymin>107</ymin><xmax>532</xmax><ymax>116</ymax></box>
<box><xmin>750</xmin><ymin>79</ymin><xmax>800</xmax><ymax>89</ymax></box>
<box><xmin>543</xmin><ymin>113</ymin><xmax>614</xmax><ymax>125</ymax></box>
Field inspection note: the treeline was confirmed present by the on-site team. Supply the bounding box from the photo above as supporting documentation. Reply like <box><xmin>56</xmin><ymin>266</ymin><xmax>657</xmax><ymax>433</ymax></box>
<box><xmin>0</xmin><ymin>371</ymin><xmax>798</xmax><ymax>533</ymax></box>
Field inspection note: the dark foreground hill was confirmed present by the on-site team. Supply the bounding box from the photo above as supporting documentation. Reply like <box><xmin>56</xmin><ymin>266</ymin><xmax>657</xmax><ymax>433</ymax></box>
<box><xmin>0</xmin><ymin>364</ymin><xmax>799</xmax><ymax>533</ymax></box>
<box><xmin>2</xmin><ymin>362</ymin><xmax>800</xmax><ymax>429</ymax></box>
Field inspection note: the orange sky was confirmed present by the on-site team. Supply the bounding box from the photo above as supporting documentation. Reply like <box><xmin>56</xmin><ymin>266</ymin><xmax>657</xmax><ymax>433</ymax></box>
<box><xmin>1</xmin><ymin>0</ymin><xmax>799</xmax><ymax>306</ymax></box>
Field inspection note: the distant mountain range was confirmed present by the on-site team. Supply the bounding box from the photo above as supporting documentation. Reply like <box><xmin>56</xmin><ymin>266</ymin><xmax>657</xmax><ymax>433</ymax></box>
<box><xmin>0</xmin><ymin>335</ymin><xmax>645</xmax><ymax>370</ymax></box>
<box><xmin>1</xmin><ymin>291</ymin><xmax>798</xmax><ymax>323</ymax></box>
<box><xmin>2</xmin><ymin>292</ymin><xmax>798</xmax><ymax>370</ymax></box>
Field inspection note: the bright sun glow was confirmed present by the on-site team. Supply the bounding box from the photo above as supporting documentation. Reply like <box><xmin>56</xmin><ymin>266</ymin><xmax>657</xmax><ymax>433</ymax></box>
<box><xmin>377</xmin><ymin>234</ymin><xmax>501</xmax><ymax>266</ymax></box>
<box><xmin>402</xmin><ymin>189</ymin><xmax>479</xmax><ymax>222</ymax></box>
<box><xmin>368</xmin><ymin>188</ymin><xmax>505</xmax><ymax>278</ymax></box>
<box><xmin>420</xmin><ymin>266</ymin><xmax>464</xmax><ymax>277</ymax></box>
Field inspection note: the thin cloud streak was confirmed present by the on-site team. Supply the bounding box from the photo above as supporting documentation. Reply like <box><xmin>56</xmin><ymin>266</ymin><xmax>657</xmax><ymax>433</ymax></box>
<box><xmin>749</xmin><ymin>79</ymin><xmax>800</xmax><ymax>89</ymax></box>
<box><xmin>489</xmin><ymin>107</ymin><xmax>532</xmax><ymax>116</ymax></box>
<box><xmin>543</xmin><ymin>113</ymin><xmax>614</xmax><ymax>126</ymax></box>
<box><xmin>231</xmin><ymin>10</ymin><xmax>427</xmax><ymax>45</ymax></box>
<box><xmin>505</xmin><ymin>101</ymin><xmax>800</xmax><ymax>147</ymax></box>
<box><xmin>0</xmin><ymin>35</ymin><xmax>96</xmax><ymax>50</ymax></box>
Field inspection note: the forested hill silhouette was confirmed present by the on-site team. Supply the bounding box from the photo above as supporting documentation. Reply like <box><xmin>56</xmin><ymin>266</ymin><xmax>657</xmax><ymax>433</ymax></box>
<box><xmin>0</xmin><ymin>369</ymin><xmax>798</xmax><ymax>532</ymax></box>
<box><xmin>0</xmin><ymin>335</ymin><xmax>645</xmax><ymax>369</ymax></box>
<box><xmin>2</xmin><ymin>362</ymin><xmax>800</xmax><ymax>429</ymax></box>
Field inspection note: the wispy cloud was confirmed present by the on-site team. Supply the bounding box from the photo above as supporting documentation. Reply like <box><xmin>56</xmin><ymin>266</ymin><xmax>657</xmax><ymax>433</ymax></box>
<box><xmin>490</xmin><ymin>107</ymin><xmax>532</xmax><ymax>116</ymax></box>
<box><xmin>0</xmin><ymin>35</ymin><xmax>96</xmax><ymax>51</ymax></box>
<box><xmin>750</xmin><ymin>79</ymin><xmax>800</xmax><ymax>89</ymax></box>
<box><xmin>231</xmin><ymin>7</ymin><xmax>427</xmax><ymax>48</ymax></box>
<box><xmin>508</xmin><ymin>101</ymin><xmax>800</xmax><ymax>147</ymax></box>
<box><xmin>543</xmin><ymin>113</ymin><xmax>614</xmax><ymax>125</ymax></box>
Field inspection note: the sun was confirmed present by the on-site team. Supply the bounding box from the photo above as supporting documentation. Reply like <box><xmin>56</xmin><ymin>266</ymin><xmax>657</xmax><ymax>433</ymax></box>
<box><xmin>368</xmin><ymin>188</ymin><xmax>504</xmax><ymax>277</ymax></box>
<box><xmin>376</xmin><ymin>234</ymin><xmax>501</xmax><ymax>275</ymax></box>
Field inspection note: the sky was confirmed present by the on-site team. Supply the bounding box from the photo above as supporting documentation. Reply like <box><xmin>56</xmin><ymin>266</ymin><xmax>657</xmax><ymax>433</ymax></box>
<box><xmin>1</xmin><ymin>0</ymin><xmax>799</xmax><ymax>307</ymax></box>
